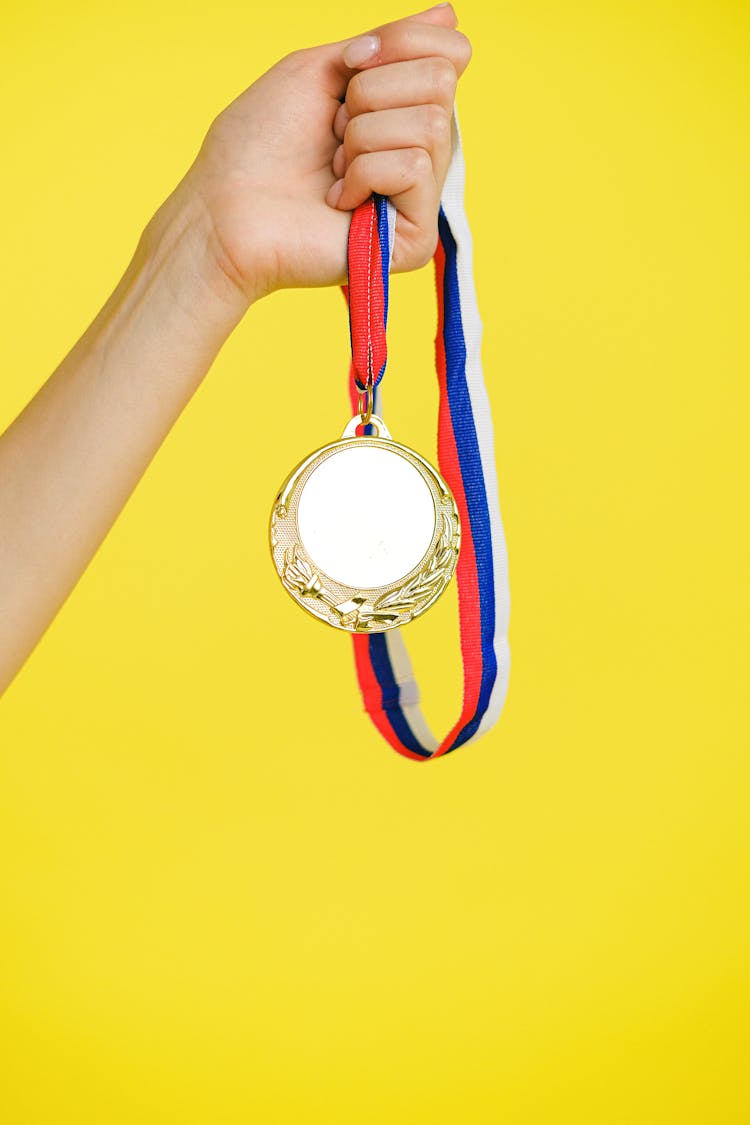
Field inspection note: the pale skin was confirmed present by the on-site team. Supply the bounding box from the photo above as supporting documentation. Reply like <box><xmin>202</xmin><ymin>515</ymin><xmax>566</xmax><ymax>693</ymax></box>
<box><xmin>0</xmin><ymin>3</ymin><xmax>471</xmax><ymax>697</ymax></box>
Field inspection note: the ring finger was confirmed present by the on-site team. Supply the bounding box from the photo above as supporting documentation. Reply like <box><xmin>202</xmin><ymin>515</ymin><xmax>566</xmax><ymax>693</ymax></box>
<box><xmin>334</xmin><ymin>104</ymin><xmax>452</xmax><ymax>186</ymax></box>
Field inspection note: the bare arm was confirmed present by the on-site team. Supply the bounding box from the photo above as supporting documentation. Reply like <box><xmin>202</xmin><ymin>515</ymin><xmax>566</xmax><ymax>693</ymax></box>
<box><xmin>0</xmin><ymin>195</ymin><xmax>248</xmax><ymax>694</ymax></box>
<box><xmin>0</xmin><ymin>3</ymin><xmax>471</xmax><ymax>696</ymax></box>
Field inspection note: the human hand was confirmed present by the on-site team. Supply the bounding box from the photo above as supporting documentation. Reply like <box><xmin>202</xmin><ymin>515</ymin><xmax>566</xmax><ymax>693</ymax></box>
<box><xmin>157</xmin><ymin>3</ymin><xmax>471</xmax><ymax>308</ymax></box>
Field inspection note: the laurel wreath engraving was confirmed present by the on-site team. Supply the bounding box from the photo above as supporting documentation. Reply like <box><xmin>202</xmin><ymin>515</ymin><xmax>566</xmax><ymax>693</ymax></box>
<box><xmin>278</xmin><ymin>506</ymin><xmax>458</xmax><ymax>631</ymax></box>
<box><xmin>370</xmin><ymin>511</ymin><xmax>457</xmax><ymax>618</ymax></box>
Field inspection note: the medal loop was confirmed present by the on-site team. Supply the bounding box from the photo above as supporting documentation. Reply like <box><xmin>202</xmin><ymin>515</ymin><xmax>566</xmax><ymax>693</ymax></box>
<box><xmin>357</xmin><ymin>381</ymin><xmax>374</xmax><ymax>426</ymax></box>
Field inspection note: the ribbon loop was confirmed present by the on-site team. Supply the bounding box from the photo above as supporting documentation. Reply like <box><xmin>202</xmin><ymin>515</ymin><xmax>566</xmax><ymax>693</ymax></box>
<box><xmin>342</xmin><ymin>112</ymin><xmax>511</xmax><ymax>760</ymax></box>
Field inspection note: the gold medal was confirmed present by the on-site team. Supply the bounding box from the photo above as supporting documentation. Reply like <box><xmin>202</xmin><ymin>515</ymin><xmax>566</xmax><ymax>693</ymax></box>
<box><xmin>269</xmin><ymin>412</ymin><xmax>460</xmax><ymax>633</ymax></box>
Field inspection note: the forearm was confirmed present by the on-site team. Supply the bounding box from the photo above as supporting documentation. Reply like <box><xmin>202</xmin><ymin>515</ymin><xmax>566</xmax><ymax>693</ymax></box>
<box><xmin>0</xmin><ymin>188</ymin><xmax>250</xmax><ymax>696</ymax></box>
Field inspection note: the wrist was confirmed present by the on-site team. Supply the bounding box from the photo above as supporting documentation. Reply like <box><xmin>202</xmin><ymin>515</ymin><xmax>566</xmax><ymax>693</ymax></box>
<box><xmin>140</xmin><ymin>183</ymin><xmax>254</xmax><ymax>333</ymax></box>
<box><xmin>82</xmin><ymin>184</ymin><xmax>254</xmax><ymax>407</ymax></box>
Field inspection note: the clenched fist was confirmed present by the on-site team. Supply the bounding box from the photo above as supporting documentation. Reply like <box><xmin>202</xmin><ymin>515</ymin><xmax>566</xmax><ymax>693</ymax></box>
<box><xmin>151</xmin><ymin>3</ymin><xmax>471</xmax><ymax>308</ymax></box>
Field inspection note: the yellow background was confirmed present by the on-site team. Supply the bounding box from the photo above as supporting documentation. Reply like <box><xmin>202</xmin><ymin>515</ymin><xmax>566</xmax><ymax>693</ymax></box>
<box><xmin>1</xmin><ymin>1</ymin><xmax>749</xmax><ymax>1121</ymax></box>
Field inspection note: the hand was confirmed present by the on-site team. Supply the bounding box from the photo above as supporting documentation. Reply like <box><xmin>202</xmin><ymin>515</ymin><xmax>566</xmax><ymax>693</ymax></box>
<box><xmin>158</xmin><ymin>3</ymin><xmax>471</xmax><ymax>308</ymax></box>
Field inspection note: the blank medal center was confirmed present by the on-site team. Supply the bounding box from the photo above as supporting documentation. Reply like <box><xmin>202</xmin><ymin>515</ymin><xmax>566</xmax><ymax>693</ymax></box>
<box><xmin>297</xmin><ymin>446</ymin><xmax>435</xmax><ymax>588</ymax></box>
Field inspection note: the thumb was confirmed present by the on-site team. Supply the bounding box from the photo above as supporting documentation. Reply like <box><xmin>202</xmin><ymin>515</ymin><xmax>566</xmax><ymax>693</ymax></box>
<box><xmin>312</xmin><ymin>3</ymin><xmax>459</xmax><ymax>94</ymax></box>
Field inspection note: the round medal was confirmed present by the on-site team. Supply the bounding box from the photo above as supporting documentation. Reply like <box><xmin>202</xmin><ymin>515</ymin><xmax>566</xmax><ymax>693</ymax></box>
<box><xmin>269</xmin><ymin>414</ymin><xmax>460</xmax><ymax>633</ymax></box>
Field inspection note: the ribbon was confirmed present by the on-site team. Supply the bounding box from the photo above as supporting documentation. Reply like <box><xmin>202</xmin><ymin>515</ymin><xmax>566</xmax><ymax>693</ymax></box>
<box><xmin>341</xmin><ymin>111</ymin><xmax>511</xmax><ymax>760</ymax></box>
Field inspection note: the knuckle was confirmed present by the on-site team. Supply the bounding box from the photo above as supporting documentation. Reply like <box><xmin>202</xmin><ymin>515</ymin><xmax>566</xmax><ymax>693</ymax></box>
<box><xmin>404</xmin><ymin>230</ymin><xmax>438</xmax><ymax>272</ymax></box>
<box><xmin>406</xmin><ymin>147</ymin><xmax>432</xmax><ymax>178</ymax></box>
<box><xmin>455</xmin><ymin>31</ymin><xmax>473</xmax><ymax>68</ymax></box>
<box><xmin>417</xmin><ymin>233</ymin><xmax>439</xmax><ymax>269</ymax></box>
<box><xmin>423</xmin><ymin>103</ymin><xmax>451</xmax><ymax>143</ymax></box>
<box><xmin>430</xmin><ymin>57</ymin><xmax>458</xmax><ymax>99</ymax></box>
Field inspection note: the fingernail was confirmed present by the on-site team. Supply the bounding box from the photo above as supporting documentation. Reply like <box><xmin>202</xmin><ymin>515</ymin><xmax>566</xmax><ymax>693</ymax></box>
<box><xmin>333</xmin><ymin>101</ymin><xmax>350</xmax><ymax>140</ymax></box>
<box><xmin>343</xmin><ymin>34</ymin><xmax>380</xmax><ymax>68</ymax></box>
<box><xmin>332</xmin><ymin>144</ymin><xmax>346</xmax><ymax>177</ymax></box>
<box><xmin>326</xmin><ymin>178</ymin><xmax>345</xmax><ymax>207</ymax></box>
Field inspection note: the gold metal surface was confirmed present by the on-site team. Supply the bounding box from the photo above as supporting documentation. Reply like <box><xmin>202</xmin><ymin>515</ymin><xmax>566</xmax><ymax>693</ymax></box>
<box><xmin>269</xmin><ymin>414</ymin><xmax>461</xmax><ymax>633</ymax></box>
<box><xmin>357</xmin><ymin>382</ymin><xmax>374</xmax><ymax>425</ymax></box>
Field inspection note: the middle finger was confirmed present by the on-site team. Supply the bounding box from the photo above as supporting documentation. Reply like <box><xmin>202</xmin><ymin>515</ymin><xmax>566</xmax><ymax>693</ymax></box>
<box><xmin>335</xmin><ymin>57</ymin><xmax>458</xmax><ymax>138</ymax></box>
<box><xmin>338</xmin><ymin>104</ymin><xmax>453</xmax><ymax>186</ymax></box>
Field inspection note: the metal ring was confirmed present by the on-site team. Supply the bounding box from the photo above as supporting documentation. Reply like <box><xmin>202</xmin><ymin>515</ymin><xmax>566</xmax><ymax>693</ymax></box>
<box><xmin>357</xmin><ymin>383</ymin><xmax>374</xmax><ymax>426</ymax></box>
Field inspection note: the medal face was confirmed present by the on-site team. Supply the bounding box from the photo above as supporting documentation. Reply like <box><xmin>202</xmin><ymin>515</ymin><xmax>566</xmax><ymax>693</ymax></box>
<box><xmin>270</xmin><ymin>415</ymin><xmax>460</xmax><ymax>632</ymax></box>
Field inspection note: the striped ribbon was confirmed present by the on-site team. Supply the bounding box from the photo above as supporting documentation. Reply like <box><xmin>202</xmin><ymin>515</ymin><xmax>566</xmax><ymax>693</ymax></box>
<box><xmin>341</xmin><ymin>111</ymin><xmax>511</xmax><ymax>760</ymax></box>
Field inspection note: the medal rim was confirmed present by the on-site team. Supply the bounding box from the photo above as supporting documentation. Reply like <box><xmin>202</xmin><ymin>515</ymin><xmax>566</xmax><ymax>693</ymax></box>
<box><xmin>269</xmin><ymin>431</ymin><xmax>461</xmax><ymax>633</ymax></box>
